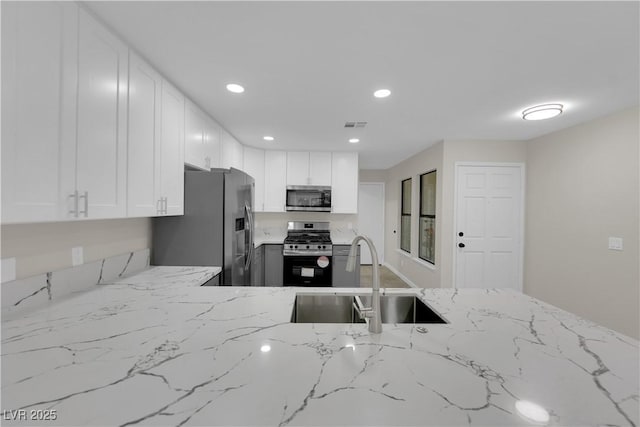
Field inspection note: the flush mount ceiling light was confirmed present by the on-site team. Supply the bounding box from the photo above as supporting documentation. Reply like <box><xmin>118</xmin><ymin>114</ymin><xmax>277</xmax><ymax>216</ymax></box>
<box><xmin>522</xmin><ymin>103</ymin><xmax>563</xmax><ymax>120</ymax></box>
<box><xmin>515</xmin><ymin>400</ymin><xmax>550</xmax><ymax>424</ymax></box>
<box><xmin>373</xmin><ymin>89</ymin><xmax>391</xmax><ymax>98</ymax></box>
<box><xmin>226</xmin><ymin>83</ymin><xmax>245</xmax><ymax>93</ymax></box>
<box><xmin>263</xmin><ymin>136</ymin><xmax>274</xmax><ymax>141</ymax></box>
<box><xmin>348</xmin><ymin>138</ymin><xmax>360</xmax><ymax>144</ymax></box>
<box><xmin>260</xmin><ymin>344</ymin><xmax>271</xmax><ymax>353</ymax></box>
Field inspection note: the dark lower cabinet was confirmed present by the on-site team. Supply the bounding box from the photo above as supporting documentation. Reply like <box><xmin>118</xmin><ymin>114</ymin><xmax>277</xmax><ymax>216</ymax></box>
<box><xmin>251</xmin><ymin>244</ymin><xmax>265</xmax><ymax>286</ymax></box>
<box><xmin>264</xmin><ymin>244</ymin><xmax>284</xmax><ymax>286</ymax></box>
<box><xmin>332</xmin><ymin>245</ymin><xmax>360</xmax><ymax>287</ymax></box>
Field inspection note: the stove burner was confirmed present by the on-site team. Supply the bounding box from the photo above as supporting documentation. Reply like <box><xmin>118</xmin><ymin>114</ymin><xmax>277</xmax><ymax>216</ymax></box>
<box><xmin>283</xmin><ymin>225</ymin><xmax>332</xmax><ymax>257</ymax></box>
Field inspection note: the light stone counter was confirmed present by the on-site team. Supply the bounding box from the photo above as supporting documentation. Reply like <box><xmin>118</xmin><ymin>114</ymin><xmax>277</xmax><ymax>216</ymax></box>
<box><xmin>1</xmin><ymin>269</ymin><xmax>638</xmax><ymax>426</ymax></box>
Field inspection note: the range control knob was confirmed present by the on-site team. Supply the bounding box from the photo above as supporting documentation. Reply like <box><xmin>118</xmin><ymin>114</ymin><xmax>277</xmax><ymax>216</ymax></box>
<box><xmin>306</xmin><ymin>245</ymin><xmax>310</xmax><ymax>249</ymax></box>
<box><xmin>294</xmin><ymin>245</ymin><xmax>298</xmax><ymax>249</ymax></box>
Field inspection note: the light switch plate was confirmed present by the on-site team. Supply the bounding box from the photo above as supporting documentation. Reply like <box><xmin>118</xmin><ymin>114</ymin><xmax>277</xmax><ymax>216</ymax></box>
<box><xmin>72</xmin><ymin>246</ymin><xmax>84</xmax><ymax>266</ymax></box>
<box><xmin>608</xmin><ymin>237</ymin><xmax>623</xmax><ymax>251</ymax></box>
<box><xmin>1</xmin><ymin>257</ymin><xmax>17</xmax><ymax>283</ymax></box>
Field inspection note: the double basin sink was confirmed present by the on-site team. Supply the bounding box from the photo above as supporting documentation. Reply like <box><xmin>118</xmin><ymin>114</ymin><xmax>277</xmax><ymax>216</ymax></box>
<box><xmin>291</xmin><ymin>293</ymin><xmax>447</xmax><ymax>324</ymax></box>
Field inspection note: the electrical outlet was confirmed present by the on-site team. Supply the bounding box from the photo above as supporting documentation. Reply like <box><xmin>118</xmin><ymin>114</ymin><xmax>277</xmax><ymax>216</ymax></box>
<box><xmin>72</xmin><ymin>246</ymin><xmax>84</xmax><ymax>266</ymax></box>
<box><xmin>608</xmin><ymin>237</ymin><xmax>623</xmax><ymax>251</ymax></box>
<box><xmin>1</xmin><ymin>257</ymin><xmax>17</xmax><ymax>283</ymax></box>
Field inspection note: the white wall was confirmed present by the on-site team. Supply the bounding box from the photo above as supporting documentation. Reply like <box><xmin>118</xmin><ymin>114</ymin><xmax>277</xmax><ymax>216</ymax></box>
<box><xmin>360</xmin><ymin>169</ymin><xmax>388</xmax><ymax>183</ymax></box>
<box><xmin>1</xmin><ymin>218</ymin><xmax>152</xmax><ymax>279</ymax></box>
<box><xmin>524</xmin><ymin>107</ymin><xmax>639</xmax><ymax>339</ymax></box>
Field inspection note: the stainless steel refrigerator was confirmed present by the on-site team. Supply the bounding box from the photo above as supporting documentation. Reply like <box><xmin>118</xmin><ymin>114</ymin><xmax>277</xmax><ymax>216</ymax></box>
<box><xmin>152</xmin><ymin>168</ymin><xmax>254</xmax><ymax>286</ymax></box>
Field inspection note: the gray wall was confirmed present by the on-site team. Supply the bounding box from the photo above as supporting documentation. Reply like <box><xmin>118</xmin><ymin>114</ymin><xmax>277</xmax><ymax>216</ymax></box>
<box><xmin>384</xmin><ymin>141</ymin><xmax>444</xmax><ymax>288</ymax></box>
<box><xmin>1</xmin><ymin>218</ymin><xmax>152</xmax><ymax>279</ymax></box>
<box><xmin>524</xmin><ymin>107</ymin><xmax>639</xmax><ymax>339</ymax></box>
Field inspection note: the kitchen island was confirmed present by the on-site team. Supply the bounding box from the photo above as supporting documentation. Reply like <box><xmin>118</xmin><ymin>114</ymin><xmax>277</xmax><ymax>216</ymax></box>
<box><xmin>1</xmin><ymin>267</ymin><xmax>638</xmax><ymax>426</ymax></box>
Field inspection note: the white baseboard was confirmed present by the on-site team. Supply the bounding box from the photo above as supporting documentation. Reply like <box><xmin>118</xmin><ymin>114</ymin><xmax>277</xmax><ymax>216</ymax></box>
<box><xmin>382</xmin><ymin>262</ymin><xmax>419</xmax><ymax>288</ymax></box>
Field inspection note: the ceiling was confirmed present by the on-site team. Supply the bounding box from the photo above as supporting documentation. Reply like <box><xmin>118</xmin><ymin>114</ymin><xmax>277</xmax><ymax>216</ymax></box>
<box><xmin>85</xmin><ymin>1</ymin><xmax>639</xmax><ymax>169</ymax></box>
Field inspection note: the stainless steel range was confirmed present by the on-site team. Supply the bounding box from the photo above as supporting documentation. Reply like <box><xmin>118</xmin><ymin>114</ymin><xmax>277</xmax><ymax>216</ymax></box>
<box><xmin>283</xmin><ymin>221</ymin><xmax>333</xmax><ymax>286</ymax></box>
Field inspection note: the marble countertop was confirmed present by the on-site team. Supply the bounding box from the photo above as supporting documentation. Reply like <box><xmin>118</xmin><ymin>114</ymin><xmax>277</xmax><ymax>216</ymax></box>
<box><xmin>1</xmin><ymin>267</ymin><xmax>638</xmax><ymax>426</ymax></box>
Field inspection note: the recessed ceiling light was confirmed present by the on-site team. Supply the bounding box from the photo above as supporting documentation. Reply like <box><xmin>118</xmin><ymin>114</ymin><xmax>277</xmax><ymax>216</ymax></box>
<box><xmin>522</xmin><ymin>104</ymin><xmax>563</xmax><ymax>120</ymax></box>
<box><xmin>515</xmin><ymin>400</ymin><xmax>550</xmax><ymax>424</ymax></box>
<box><xmin>348</xmin><ymin>138</ymin><xmax>360</xmax><ymax>143</ymax></box>
<box><xmin>373</xmin><ymin>89</ymin><xmax>391</xmax><ymax>98</ymax></box>
<box><xmin>226</xmin><ymin>83</ymin><xmax>245</xmax><ymax>93</ymax></box>
<box><xmin>263</xmin><ymin>136</ymin><xmax>274</xmax><ymax>141</ymax></box>
<box><xmin>260</xmin><ymin>344</ymin><xmax>271</xmax><ymax>353</ymax></box>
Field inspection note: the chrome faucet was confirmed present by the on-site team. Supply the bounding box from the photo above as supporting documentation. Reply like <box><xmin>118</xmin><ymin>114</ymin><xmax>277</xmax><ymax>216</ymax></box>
<box><xmin>346</xmin><ymin>235</ymin><xmax>382</xmax><ymax>334</ymax></box>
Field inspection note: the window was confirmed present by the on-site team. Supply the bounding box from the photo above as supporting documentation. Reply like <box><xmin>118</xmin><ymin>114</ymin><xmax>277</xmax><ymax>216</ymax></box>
<box><xmin>400</xmin><ymin>178</ymin><xmax>411</xmax><ymax>252</ymax></box>
<box><xmin>419</xmin><ymin>170</ymin><xmax>436</xmax><ymax>264</ymax></box>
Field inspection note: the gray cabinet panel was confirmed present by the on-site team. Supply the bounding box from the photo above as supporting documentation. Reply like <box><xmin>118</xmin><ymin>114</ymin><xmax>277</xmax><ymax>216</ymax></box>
<box><xmin>332</xmin><ymin>245</ymin><xmax>360</xmax><ymax>287</ymax></box>
<box><xmin>252</xmin><ymin>244</ymin><xmax>265</xmax><ymax>286</ymax></box>
<box><xmin>264</xmin><ymin>244</ymin><xmax>283</xmax><ymax>286</ymax></box>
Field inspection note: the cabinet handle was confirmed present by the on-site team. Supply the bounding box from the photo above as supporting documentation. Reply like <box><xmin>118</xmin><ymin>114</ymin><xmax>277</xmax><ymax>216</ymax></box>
<box><xmin>156</xmin><ymin>198</ymin><xmax>162</xmax><ymax>215</ymax></box>
<box><xmin>78</xmin><ymin>191</ymin><xmax>88</xmax><ymax>217</ymax></box>
<box><xmin>68</xmin><ymin>191</ymin><xmax>79</xmax><ymax>217</ymax></box>
<box><xmin>163</xmin><ymin>197</ymin><xmax>168</xmax><ymax>214</ymax></box>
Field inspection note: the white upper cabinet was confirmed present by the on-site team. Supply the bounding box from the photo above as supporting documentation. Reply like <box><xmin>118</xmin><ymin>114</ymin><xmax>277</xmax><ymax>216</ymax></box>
<box><xmin>286</xmin><ymin>151</ymin><xmax>332</xmax><ymax>186</ymax></box>
<box><xmin>72</xmin><ymin>7</ymin><xmax>129</xmax><ymax>219</ymax></box>
<box><xmin>203</xmin><ymin>115</ymin><xmax>221</xmax><ymax>169</ymax></box>
<box><xmin>1</xmin><ymin>2</ymin><xmax>74</xmax><ymax>223</ymax></box>
<box><xmin>264</xmin><ymin>151</ymin><xmax>287</xmax><ymax>212</ymax></box>
<box><xmin>221</xmin><ymin>130</ymin><xmax>244</xmax><ymax>170</ymax></box>
<box><xmin>286</xmin><ymin>151</ymin><xmax>310</xmax><ymax>185</ymax></box>
<box><xmin>331</xmin><ymin>152</ymin><xmax>359</xmax><ymax>213</ymax></box>
<box><xmin>243</xmin><ymin>147</ymin><xmax>265</xmax><ymax>211</ymax></box>
<box><xmin>184</xmin><ymin>100</ymin><xmax>206</xmax><ymax>170</ymax></box>
<box><xmin>309</xmin><ymin>152</ymin><xmax>332</xmax><ymax>186</ymax></box>
<box><xmin>127</xmin><ymin>52</ymin><xmax>161</xmax><ymax>217</ymax></box>
<box><xmin>160</xmin><ymin>80</ymin><xmax>185</xmax><ymax>216</ymax></box>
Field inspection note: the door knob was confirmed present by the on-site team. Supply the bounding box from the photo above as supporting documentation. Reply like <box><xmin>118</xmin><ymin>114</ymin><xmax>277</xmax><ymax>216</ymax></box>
<box><xmin>458</xmin><ymin>243</ymin><xmax>465</xmax><ymax>248</ymax></box>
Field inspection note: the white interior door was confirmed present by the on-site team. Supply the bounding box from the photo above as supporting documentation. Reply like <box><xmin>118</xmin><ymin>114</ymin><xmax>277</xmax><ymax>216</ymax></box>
<box><xmin>357</xmin><ymin>183</ymin><xmax>385</xmax><ymax>265</ymax></box>
<box><xmin>454</xmin><ymin>164</ymin><xmax>523</xmax><ymax>290</ymax></box>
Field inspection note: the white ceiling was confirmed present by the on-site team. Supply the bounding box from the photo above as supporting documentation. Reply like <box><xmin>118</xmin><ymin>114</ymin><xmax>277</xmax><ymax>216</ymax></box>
<box><xmin>86</xmin><ymin>1</ymin><xmax>639</xmax><ymax>169</ymax></box>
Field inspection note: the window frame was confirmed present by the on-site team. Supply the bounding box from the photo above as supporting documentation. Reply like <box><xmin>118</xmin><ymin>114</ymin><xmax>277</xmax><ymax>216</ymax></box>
<box><xmin>418</xmin><ymin>170</ymin><xmax>436</xmax><ymax>264</ymax></box>
<box><xmin>400</xmin><ymin>177</ymin><xmax>412</xmax><ymax>253</ymax></box>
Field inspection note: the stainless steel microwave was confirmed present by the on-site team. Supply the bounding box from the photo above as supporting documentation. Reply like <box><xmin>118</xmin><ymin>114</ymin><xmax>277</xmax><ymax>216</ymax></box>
<box><xmin>285</xmin><ymin>186</ymin><xmax>332</xmax><ymax>212</ymax></box>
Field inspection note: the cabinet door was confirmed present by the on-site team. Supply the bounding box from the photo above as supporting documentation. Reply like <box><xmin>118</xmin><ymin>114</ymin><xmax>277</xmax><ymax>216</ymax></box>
<box><xmin>160</xmin><ymin>80</ymin><xmax>185</xmax><ymax>216</ymax></box>
<box><xmin>127</xmin><ymin>52</ymin><xmax>161</xmax><ymax>217</ymax></box>
<box><xmin>243</xmin><ymin>147</ymin><xmax>265</xmax><ymax>211</ymax></box>
<box><xmin>264</xmin><ymin>151</ymin><xmax>287</xmax><ymax>212</ymax></box>
<box><xmin>251</xmin><ymin>245</ymin><xmax>265</xmax><ymax>286</ymax></box>
<box><xmin>309</xmin><ymin>152</ymin><xmax>332</xmax><ymax>186</ymax></box>
<box><xmin>264</xmin><ymin>245</ymin><xmax>283</xmax><ymax>286</ymax></box>
<box><xmin>286</xmin><ymin>151</ymin><xmax>310</xmax><ymax>185</ymax></box>
<box><xmin>332</xmin><ymin>246</ymin><xmax>360</xmax><ymax>287</ymax></box>
<box><xmin>203</xmin><ymin>115</ymin><xmax>221</xmax><ymax>169</ymax></box>
<box><xmin>331</xmin><ymin>152</ymin><xmax>359</xmax><ymax>213</ymax></box>
<box><xmin>221</xmin><ymin>130</ymin><xmax>244</xmax><ymax>170</ymax></box>
<box><xmin>184</xmin><ymin>100</ymin><xmax>205</xmax><ymax>169</ymax></box>
<box><xmin>76</xmin><ymin>8</ymin><xmax>128</xmax><ymax>219</ymax></box>
<box><xmin>1</xmin><ymin>2</ymin><xmax>74</xmax><ymax>223</ymax></box>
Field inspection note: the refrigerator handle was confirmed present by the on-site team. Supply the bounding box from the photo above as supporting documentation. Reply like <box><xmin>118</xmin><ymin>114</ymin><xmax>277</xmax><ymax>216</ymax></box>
<box><xmin>245</xmin><ymin>204</ymin><xmax>253</xmax><ymax>270</ymax></box>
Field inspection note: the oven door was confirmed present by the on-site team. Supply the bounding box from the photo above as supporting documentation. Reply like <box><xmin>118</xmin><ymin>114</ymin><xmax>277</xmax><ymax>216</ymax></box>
<box><xmin>284</xmin><ymin>255</ymin><xmax>332</xmax><ymax>286</ymax></box>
